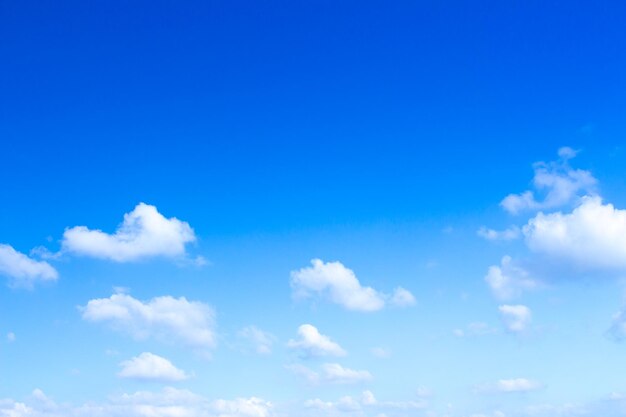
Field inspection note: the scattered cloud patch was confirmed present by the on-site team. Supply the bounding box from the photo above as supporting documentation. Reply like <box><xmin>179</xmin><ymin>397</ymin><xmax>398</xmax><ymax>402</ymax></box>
<box><xmin>370</xmin><ymin>347</ymin><xmax>390</xmax><ymax>358</ymax></box>
<box><xmin>287</xmin><ymin>363</ymin><xmax>372</xmax><ymax>385</ymax></box>
<box><xmin>500</xmin><ymin>147</ymin><xmax>596</xmax><ymax>214</ymax></box>
<box><xmin>81</xmin><ymin>292</ymin><xmax>216</xmax><ymax>351</ymax></box>
<box><xmin>478</xmin><ymin>226</ymin><xmax>521</xmax><ymax>241</ymax></box>
<box><xmin>499</xmin><ymin>305</ymin><xmax>531</xmax><ymax>333</ymax></box>
<box><xmin>238</xmin><ymin>326</ymin><xmax>275</xmax><ymax>355</ymax></box>
<box><xmin>7</xmin><ymin>332</ymin><xmax>15</xmax><ymax>343</ymax></box>
<box><xmin>0</xmin><ymin>244</ymin><xmax>58</xmax><ymax>287</ymax></box>
<box><xmin>62</xmin><ymin>203</ymin><xmax>197</xmax><ymax>262</ymax></box>
<box><xmin>453</xmin><ymin>322</ymin><xmax>497</xmax><ymax>338</ymax></box>
<box><xmin>118</xmin><ymin>352</ymin><xmax>189</xmax><ymax>382</ymax></box>
<box><xmin>390</xmin><ymin>287</ymin><xmax>416</xmax><ymax>307</ymax></box>
<box><xmin>288</xmin><ymin>324</ymin><xmax>346</xmax><ymax>358</ymax></box>
<box><xmin>484</xmin><ymin>256</ymin><xmax>538</xmax><ymax>300</ymax></box>
<box><xmin>290</xmin><ymin>259</ymin><xmax>414</xmax><ymax>312</ymax></box>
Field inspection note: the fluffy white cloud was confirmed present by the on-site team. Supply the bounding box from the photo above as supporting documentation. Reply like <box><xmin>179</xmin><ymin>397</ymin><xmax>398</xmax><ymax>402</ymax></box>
<box><xmin>494</xmin><ymin>378</ymin><xmax>542</xmax><ymax>393</ymax></box>
<box><xmin>302</xmin><ymin>390</ymin><xmax>426</xmax><ymax>417</ymax></box>
<box><xmin>287</xmin><ymin>324</ymin><xmax>346</xmax><ymax>358</ymax></box>
<box><xmin>523</xmin><ymin>196</ymin><xmax>626</xmax><ymax>270</ymax></box>
<box><xmin>118</xmin><ymin>352</ymin><xmax>189</xmax><ymax>382</ymax></box>
<box><xmin>81</xmin><ymin>292</ymin><xmax>215</xmax><ymax>351</ymax></box>
<box><xmin>500</xmin><ymin>147</ymin><xmax>596</xmax><ymax>214</ymax></box>
<box><xmin>484</xmin><ymin>256</ymin><xmax>538</xmax><ymax>300</ymax></box>
<box><xmin>62</xmin><ymin>203</ymin><xmax>197</xmax><ymax>262</ymax></box>
<box><xmin>287</xmin><ymin>363</ymin><xmax>372</xmax><ymax>385</ymax></box>
<box><xmin>0</xmin><ymin>244</ymin><xmax>58</xmax><ymax>287</ymax></box>
<box><xmin>389</xmin><ymin>287</ymin><xmax>416</xmax><ymax>307</ymax></box>
<box><xmin>0</xmin><ymin>387</ymin><xmax>273</xmax><ymax>417</ymax></box>
<box><xmin>290</xmin><ymin>259</ymin><xmax>414</xmax><ymax>312</ymax></box>
<box><xmin>238</xmin><ymin>326</ymin><xmax>274</xmax><ymax>355</ymax></box>
<box><xmin>498</xmin><ymin>305</ymin><xmax>531</xmax><ymax>333</ymax></box>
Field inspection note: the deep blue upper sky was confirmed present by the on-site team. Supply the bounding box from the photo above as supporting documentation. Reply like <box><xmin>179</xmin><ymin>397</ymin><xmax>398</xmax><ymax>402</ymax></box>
<box><xmin>2</xmin><ymin>0</ymin><xmax>626</xmax><ymax>243</ymax></box>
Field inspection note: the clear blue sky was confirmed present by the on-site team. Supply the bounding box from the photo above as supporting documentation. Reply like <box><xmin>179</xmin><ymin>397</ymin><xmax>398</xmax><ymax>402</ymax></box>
<box><xmin>2</xmin><ymin>1</ymin><xmax>626</xmax><ymax>416</ymax></box>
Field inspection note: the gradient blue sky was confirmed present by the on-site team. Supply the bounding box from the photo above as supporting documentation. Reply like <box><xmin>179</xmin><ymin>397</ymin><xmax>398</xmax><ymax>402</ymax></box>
<box><xmin>2</xmin><ymin>1</ymin><xmax>626</xmax><ymax>417</ymax></box>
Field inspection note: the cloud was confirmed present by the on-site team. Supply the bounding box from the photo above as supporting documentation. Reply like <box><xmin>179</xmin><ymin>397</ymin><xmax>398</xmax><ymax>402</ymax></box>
<box><xmin>453</xmin><ymin>322</ymin><xmax>498</xmax><ymax>338</ymax></box>
<box><xmin>287</xmin><ymin>324</ymin><xmax>346</xmax><ymax>358</ymax></box>
<box><xmin>7</xmin><ymin>332</ymin><xmax>15</xmax><ymax>343</ymax></box>
<box><xmin>302</xmin><ymin>391</ymin><xmax>427</xmax><ymax>417</ymax></box>
<box><xmin>0</xmin><ymin>244</ymin><xmax>58</xmax><ymax>287</ymax></box>
<box><xmin>238</xmin><ymin>326</ymin><xmax>275</xmax><ymax>355</ymax></box>
<box><xmin>370</xmin><ymin>347</ymin><xmax>390</xmax><ymax>358</ymax></box>
<box><xmin>0</xmin><ymin>387</ymin><xmax>273</xmax><ymax>417</ymax></box>
<box><xmin>484</xmin><ymin>256</ymin><xmax>538</xmax><ymax>300</ymax></box>
<box><xmin>118</xmin><ymin>352</ymin><xmax>189</xmax><ymax>382</ymax></box>
<box><xmin>500</xmin><ymin>147</ymin><xmax>596</xmax><ymax>214</ymax></box>
<box><xmin>523</xmin><ymin>196</ymin><xmax>626</xmax><ymax>271</ymax></box>
<box><xmin>607</xmin><ymin>309</ymin><xmax>626</xmax><ymax>342</ymax></box>
<box><xmin>62</xmin><ymin>203</ymin><xmax>197</xmax><ymax>262</ymax></box>
<box><xmin>498</xmin><ymin>305</ymin><xmax>531</xmax><ymax>333</ymax></box>
<box><xmin>287</xmin><ymin>363</ymin><xmax>372</xmax><ymax>385</ymax></box>
<box><xmin>477</xmin><ymin>226</ymin><xmax>521</xmax><ymax>241</ymax></box>
<box><xmin>389</xmin><ymin>287</ymin><xmax>416</xmax><ymax>307</ymax></box>
<box><xmin>290</xmin><ymin>259</ymin><xmax>414</xmax><ymax>312</ymax></box>
<box><xmin>80</xmin><ymin>292</ymin><xmax>216</xmax><ymax>351</ymax></box>
<box><xmin>475</xmin><ymin>378</ymin><xmax>542</xmax><ymax>394</ymax></box>
<box><xmin>322</xmin><ymin>363</ymin><xmax>373</xmax><ymax>384</ymax></box>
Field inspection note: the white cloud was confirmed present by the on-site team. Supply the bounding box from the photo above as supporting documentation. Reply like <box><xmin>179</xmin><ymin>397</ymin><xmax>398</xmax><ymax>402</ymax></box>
<box><xmin>322</xmin><ymin>363</ymin><xmax>373</xmax><ymax>384</ymax></box>
<box><xmin>118</xmin><ymin>352</ymin><xmax>189</xmax><ymax>382</ymax></box>
<box><xmin>498</xmin><ymin>305</ymin><xmax>531</xmax><ymax>333</ymax></box>
<box><xmin>477</xmin><ymin>226</ymin><xmax>521</xmax><ymax>241</ymax></box>
<box><xmin>389</xmin><ymin>287</ymin><xmax>416</xmax><ymax>307</ymax></box>
<box><xmin>370</xmin><ymin>347</ymin><xmax>390</xmax><ymax>358</ymax></box>
<box><xmin>500</xmin><ymin>147</ymin><xmax>596</xmax><ymax>214</ymax></box>
<box><xmin>62</xmin><ymin>203</ymin><xmax>197</xmax><ymax>262</ymax></box>
<box><xmin>290</xmin><ymin>259</ymin><xmax>414</xmax><ymax>312</ymax></box>
<box><xmin>0</xmin><ymin>388</ymin><xmax>273</xmax><ymax>417</ymax></box>
<box><xmin>523</xmin><ymin>196</ymin><xmax>626</xmax><ymax>270</ymax></box>
<box><xmin>484</xmin><ymin>256</ymin><xmax>538</xmax><ymax>300</ymax></box>
<box><xmin>238</xmin><ymin>326</ymin><xmax>274</xmax><ymax>355</ymax></box>
<box><xmin>81</xmin><ymin>292</ymin><xmax>215</xmax><ymax>351</ymax></box>
<box><xmin>494</xmin><ymin>378</ymin><xmax>542</xmax><ymax>393</ymax></box>
<box><xmin>302</xmin><ymin>390</ymin><xmax>426</xmax><ymax>417</ymax></box>
<box><xmin>453</xmin><ymin>322</ymin><xmax>497</xmax><ymax>338</ymax></box>
<box><xmin>608</xmin><ymin>309</ymin><xmax>626</xmax><ymax>341</ymax></box>
<box><xmin>7</xmin><ymin>332</ymin><xmax>15</xmax><ymax>343</ymax></box>
<box><xmin>0</xmin><ymin>244</ymin><xmax>58</xmax><ymax>287</ymax></box>
<box><xmin>287</xmin><ymin>324</ymin><xmax>346</xmax><ymax>358</ymax></box>
<box><xmin>287</xmin><ymin>363</ymin><xmax>372</xmax><ymax>385</ymax></box>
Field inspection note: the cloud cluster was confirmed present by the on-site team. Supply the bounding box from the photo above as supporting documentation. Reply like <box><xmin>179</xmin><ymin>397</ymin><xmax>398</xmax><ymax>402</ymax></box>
<box><xmin>0</xmin><ymin>244</ymin><xmax>58</xmax><ymax>287</ymax></box>
<box><xmin>302</xmin><ymin>390</ymin><xmax>427</xmax><ymax>417</ymax></box>
<box><xmin>118</xmin><ymin>352</ymin><xmax>189</xmax><ymax>382</ymax></box>
<box><xmin>288</xmin><ymin>324</ymin><xmax>346</xmax><ymax>358</ymax></box>
<box><xmin>500</xmin><ymin>147</ymin><xmax>596</xmax><ymax>214</ymax></box>
<box><xmin>484</xmin><ymin>256</ymin><xmax>538</xmax><ymax>300</ymax></box>
<box><xmin>290</xmin><ymin>259</ymin><xmax>415</xmax><ymax>312</ymax></box>
<box><xmin>0</xmin><ymin>388</ymin><xmax>273</xmax><ymax>417</ymax></box>
<box><xmin>81</xmin><ymin>292</ymin><xmax>216</xmax><ymax>351</ymax></box>
<box><xmin>62</xmin><ymin>203</ymin><xmax>197</xmax><ymax>262</ymax></box>
<box><xmin>498</xmin><ymin>304</ymin><xmax>532</xmax><ymax>333</ymax></box>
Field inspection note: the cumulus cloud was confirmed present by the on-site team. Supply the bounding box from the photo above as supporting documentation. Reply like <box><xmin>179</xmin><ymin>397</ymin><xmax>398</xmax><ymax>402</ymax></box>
<box><xmin>302</xmin><ymin>390</ymin><xmax>426</xmax><ymax>417</ymax></box>
<box><xmin>118</xmin><ymin>352</ymin><xmax>189</xmax><ymax>382</ymax></box>
<box><xmin>0</xmin><ymin>244</ymin><xmax>58</xmax><ymax>287</ymax></box>
<box><xmin>62</xmin><ymin>203</ymin><xmax>197</xmax><ymax>262</ymax></box>
<box><xmin>238</xmin><ymin>326</ymin><xmax>275</xmax><ymax>355</ymax></box>
<box><xmin>500</xmin><ymin>147</ymin><xmax>596</xmax><ymax>214</ymax></box>
<box><xmin>499</xmin><ymin>305</ymin><xmax>531</xmax><ymax>333</ymax></box>
<box><xmin>484</xmin><ymin>256</ymin><xmax>538</xmax><ymax>300</ymax></box>
<box><xmin>287</xmin><ymin>324</ymin><xmax>346</xmax><ymax>358</ymax></box>
<box><xmin>80</xmin><ymin>292</ymin><xmax>216</xmax><ymax>351</ymax></box>
<box><xmin>0</xmin><ymin>387</ymin><xmax>273</xmax><ymax>417</ymax></box>
<box><xmin>290</xmin><ymin>259</ymin><xmax>414</xmax><ymax>312</ymax></box>
<box><xmin>287</xmin><ymin>363</ymin><xmax>372</xmax><ymax>385</ymax></box>
<box><xmin>523</xmin><ymin>196</ymin><xmax>626</xmax><ymax>271</ymax></box>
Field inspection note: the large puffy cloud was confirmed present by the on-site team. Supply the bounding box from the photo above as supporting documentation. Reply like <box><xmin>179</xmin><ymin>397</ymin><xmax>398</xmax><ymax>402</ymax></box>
<box><xmin>0</xmin><ymin>388</ymin><xmax>273</xmax><ymax>417</ymax></box>
<box><xmin>62</xmin><ymin>203</ymin><xmax>197</xmax><ymax>262</ymax></box>
<box><xmin>287</xmin><ymin>324</ymin><xmax>346</xmax><ymax>358</ymax></box>
<box><xmin>484</xmin><ymin>256</ymin><xmax>538</xmax><ymax>300</ymax></box>
<box><xmin>524</xmin><ymin>196</ymin><xmax>626</xmax><ymax>270</ymax></box>
<box><xmin>290</xmin><ymin>259</ymin><xmax>415</xmax><ymax>312</ymax></box>
<box><xmin>498</xmin><ymin>305</ymin><xmax>531</xmax><ymax>333</ymax></box>
<box><xmin>0</xmin><ymin>244</ymin><xmax>58</xmax><ymax>287</ymax></box>
<box><xmin>81</xmin><ymin>292</ymin><xmax>215</xmax><ymax>351</ymax></box>
<box><xmin>118</xmin><ymin>352</ymin><xmax>189</xmax><ymax>382</ymax></box>
<box><xmin>500</xmin><ymin>147</ymin><xmax>596</xmax><ymax>214</ymax></box>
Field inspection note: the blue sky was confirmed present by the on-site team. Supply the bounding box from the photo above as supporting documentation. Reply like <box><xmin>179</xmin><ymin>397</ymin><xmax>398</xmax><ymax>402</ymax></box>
<box><xmin>2</xmin><ymin>1</ymin><xmax>626</xmax><ymax>416</ymax></box>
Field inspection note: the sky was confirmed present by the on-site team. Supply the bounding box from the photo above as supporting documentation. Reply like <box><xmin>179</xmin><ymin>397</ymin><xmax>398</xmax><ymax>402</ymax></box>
<box><xmin>2</xmin><ymin>1</ymin><xmax>626</xmax><ymax>416</ymax></box>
